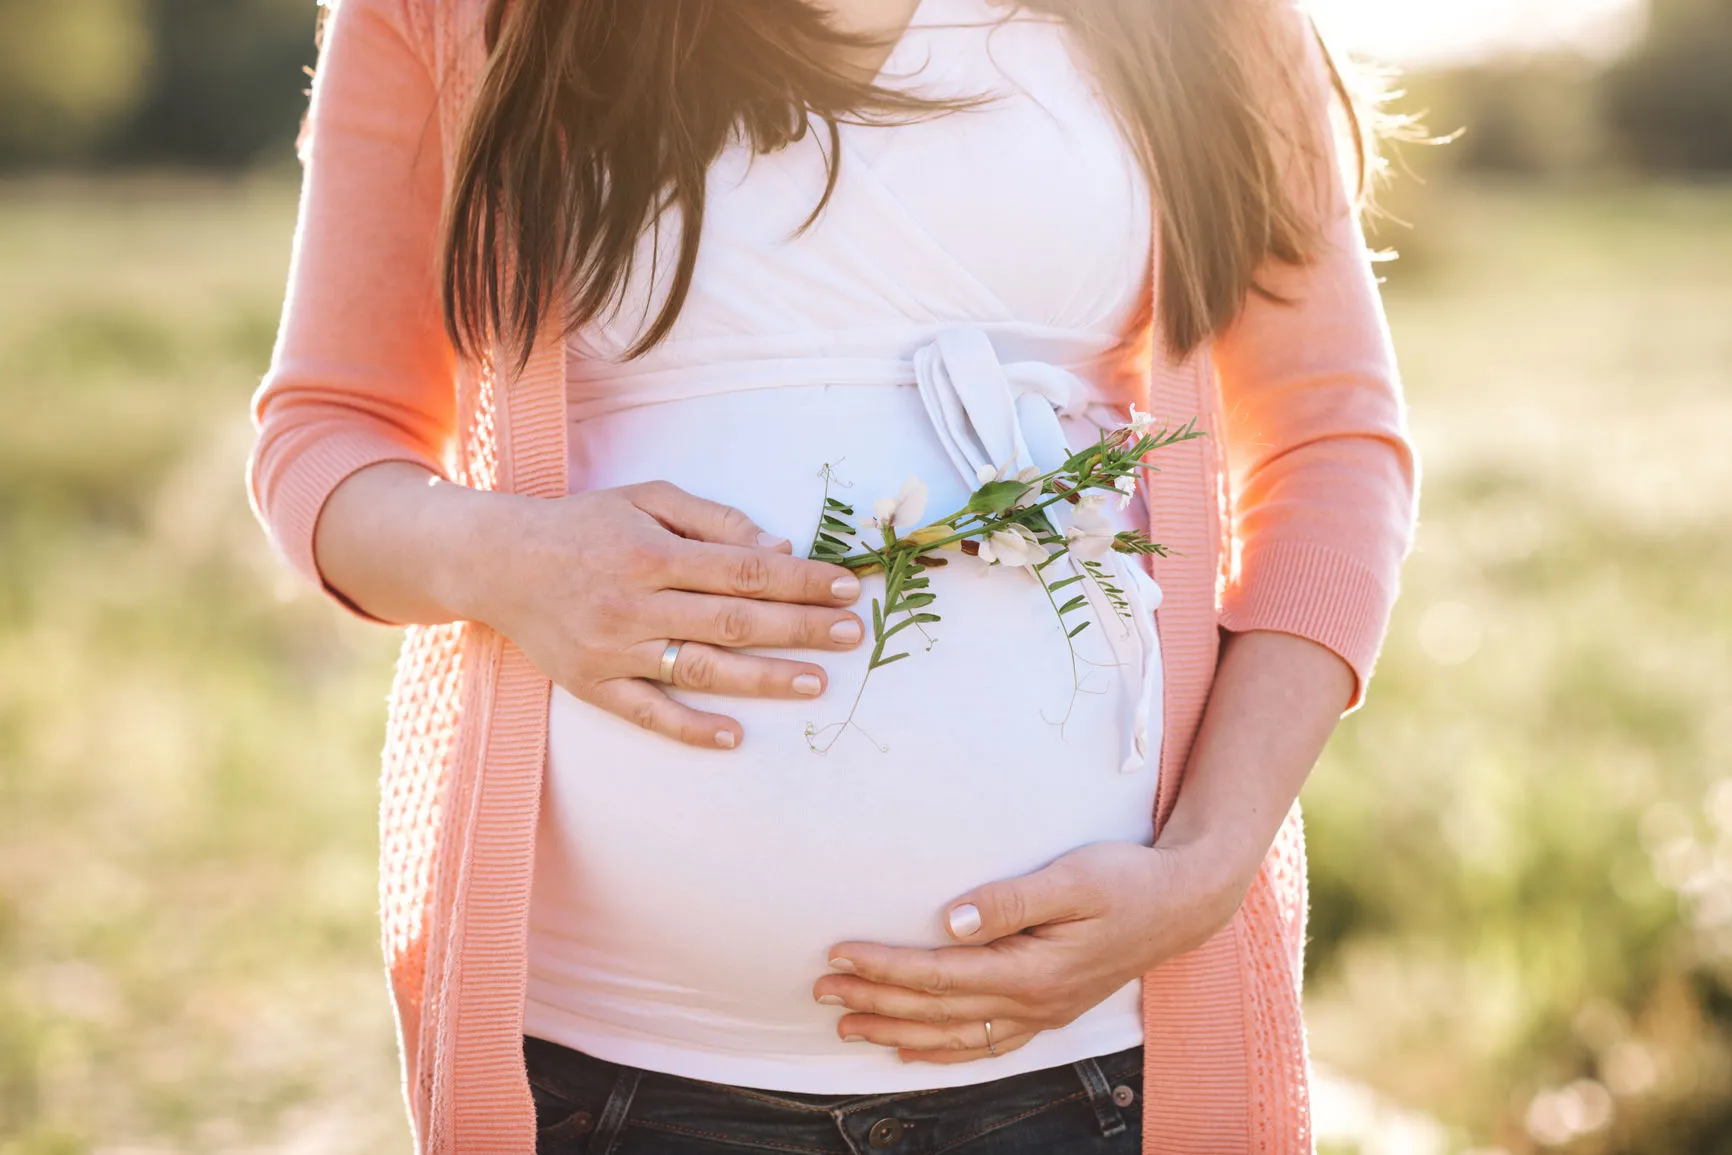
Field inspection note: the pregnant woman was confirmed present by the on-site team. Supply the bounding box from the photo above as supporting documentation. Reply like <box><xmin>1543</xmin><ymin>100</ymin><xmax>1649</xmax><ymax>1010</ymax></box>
<box><xmin>247</xmin><ymin>0</ymin><xmax>1418</xmax><ymax>1150</ymax></box>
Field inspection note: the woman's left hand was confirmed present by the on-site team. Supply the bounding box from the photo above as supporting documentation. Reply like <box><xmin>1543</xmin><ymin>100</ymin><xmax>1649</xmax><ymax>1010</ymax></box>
<box><xmin>813</xmin><ymin>840</ymin><xmax>1250</xmax><ymax>1063</ymax></box>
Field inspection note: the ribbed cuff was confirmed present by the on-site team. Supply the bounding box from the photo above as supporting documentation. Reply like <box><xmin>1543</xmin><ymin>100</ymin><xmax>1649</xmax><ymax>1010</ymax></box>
<box><xmin>1218</xmin><ymin>538</ymin><xmax>1398</xmax><ymax>712</ymax></box>
<box><xmin>255</xmin><ymin>425</ymin><xmax>445</xmax><ymax>624</ymax></box>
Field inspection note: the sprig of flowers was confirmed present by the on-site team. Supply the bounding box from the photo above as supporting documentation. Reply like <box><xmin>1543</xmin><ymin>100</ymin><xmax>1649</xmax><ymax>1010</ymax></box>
<box><xmin>803</xmin><ymin>408</ymin><xmax>1203</xmax><ymax>753</ymax></box>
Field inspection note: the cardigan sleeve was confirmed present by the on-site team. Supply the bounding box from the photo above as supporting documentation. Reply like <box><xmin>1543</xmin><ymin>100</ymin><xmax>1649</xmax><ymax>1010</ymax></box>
<box><xmin>1210</xmin><ymin>8</ymin><xmax>1421</xmax><ymax>710</ymax></box>
<box><xmin>245</xmin><ymin>0</ymin><xmax>457</xmax><ymax>620</ymax></box>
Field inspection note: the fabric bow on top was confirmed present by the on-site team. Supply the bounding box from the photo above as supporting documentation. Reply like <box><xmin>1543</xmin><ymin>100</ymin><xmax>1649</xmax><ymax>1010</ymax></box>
<box><xmin>910</xmin><ymin>327</ymin><xmax>1161</xmax><ymax>774</ymax></box>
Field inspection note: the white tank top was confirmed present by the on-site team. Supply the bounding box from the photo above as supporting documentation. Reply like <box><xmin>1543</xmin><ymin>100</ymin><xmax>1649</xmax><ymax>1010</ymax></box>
<box><xmin>526</xmin><ymin>0</ymin><xmax>1162</xmax><ymax>1093</ymax></box>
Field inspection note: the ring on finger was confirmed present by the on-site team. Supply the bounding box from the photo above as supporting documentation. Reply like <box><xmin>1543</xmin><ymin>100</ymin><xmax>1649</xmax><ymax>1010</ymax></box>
<box><xmin>658</xmin><ymin>640</ymin><xmax>686</xmax><ymax>685</ymax></box>
<box><xmin>984</xmin><ymin>1019</ymin><xmax>997</xmax><ymax>1056</ymax></box>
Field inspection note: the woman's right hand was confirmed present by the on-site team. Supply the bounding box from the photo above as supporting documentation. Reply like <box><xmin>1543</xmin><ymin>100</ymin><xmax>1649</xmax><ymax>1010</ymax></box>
<box><xmin>451</xmin><ymin>479</ymin><xmax>865</xmax><ymax>751</ymax></box>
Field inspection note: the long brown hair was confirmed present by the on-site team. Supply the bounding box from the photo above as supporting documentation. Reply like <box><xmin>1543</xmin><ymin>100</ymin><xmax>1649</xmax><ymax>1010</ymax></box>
<box><xmin>442</xmin><ymin>0</ymin><xmax>1383</xmax><ymax>372</ymax></box>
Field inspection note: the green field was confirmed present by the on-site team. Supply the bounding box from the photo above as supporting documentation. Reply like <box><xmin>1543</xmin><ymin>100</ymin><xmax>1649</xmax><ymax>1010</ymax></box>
<box><xmin>1</xmin><ymin>177</ymin><xmax>1728</xmax><ymax>1154</ymax></box>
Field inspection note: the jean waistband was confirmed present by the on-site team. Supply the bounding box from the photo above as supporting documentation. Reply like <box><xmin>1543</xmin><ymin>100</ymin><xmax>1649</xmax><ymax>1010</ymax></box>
<box><xmin>524</xmin><ymin>1035</ymin><xmax>1145</xmax><ymax>1155</ymax></box>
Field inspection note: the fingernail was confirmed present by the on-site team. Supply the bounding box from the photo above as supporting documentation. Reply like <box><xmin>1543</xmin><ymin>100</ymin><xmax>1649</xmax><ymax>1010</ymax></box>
<box><xmin>831</xmin><ymin>574</ymin><xmax>861</xmax><ymax>601</ymax></box>
<box><xmin>828</xmin><ymin>957</ymin><xmax>855</xmax><ymax>973</ymax></box>
<box><xmin>715</xmin><ymin>730</ymin><xmax>737</xmax><ymax>749</ymax></box>
<box><xmin>842</xmin><ymin>1034</ymin><xmax>867</xmax><ymax>1043</ymax></box>
<box><xmin>758</xmin><ymin>532</ymin><xmax>790</xmax><ymax>550</ymax></box>
<box><xmin>948</xmin><ymin>904</ymin><xmax>982</xmax><ymax>938</ymax></box>
<box><xmin>830</xmin><ymin>619</ymin><xmax>863</xmax><ymax>645</ymax></box>
<box><xmin>817</xmin><ymin>994</ymin><xmax>846</xmax><ymax>1006</ymax></box>
<box><xmin>792</xmin><ymin>673</ymin><xmax>823</xmax><ymax>697</ymax></box>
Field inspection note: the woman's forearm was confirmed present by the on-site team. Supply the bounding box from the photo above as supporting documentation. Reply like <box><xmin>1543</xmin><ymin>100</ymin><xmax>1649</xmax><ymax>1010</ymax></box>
<box><xmin>313</xmin><ymin>460</ymin><xmax>508</xmax><ymax>626</ymax></box>
<box><xmin>1154</xmin><ymin>628</ymin><xmax>1356</xmax><ymax>906</ymax></box>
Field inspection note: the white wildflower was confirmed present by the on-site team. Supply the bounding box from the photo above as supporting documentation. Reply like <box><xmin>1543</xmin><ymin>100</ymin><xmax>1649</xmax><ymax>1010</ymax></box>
<box><xmin>1113</xmin><ymin>474</ymin><xmax>1137</xmax><ymax>510</ymax></box>
<box><xmin>1126</xmin><ymin>403</ymin><xmax>1157</xmax><ymax>435</ymax></box>
<box><xmin>977</xmin><ymin>524</ymin><xmax>1045</xmax><ymax>568</ymax></box>
<box><xmin>1065</xmin><ymin>495</ymin><xmax>1117</xmax><ymax>562</ymax></box>
<box><xmin>870</xmin><ymin>475</ymin><xmax>928</xmax><ymax>531</ymax></box>
<box><xmin>977</xmin><ymin>458</ymin><xmax>1038</xmax><ymax>482</ymax></box>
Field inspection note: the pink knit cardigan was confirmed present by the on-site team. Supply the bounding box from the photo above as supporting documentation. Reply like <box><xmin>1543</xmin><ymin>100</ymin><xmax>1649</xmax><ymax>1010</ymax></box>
<box><xmin>247</xmin><ymin>0</ymin><xmax>1418</xmax><ymax>1150</ymax></box>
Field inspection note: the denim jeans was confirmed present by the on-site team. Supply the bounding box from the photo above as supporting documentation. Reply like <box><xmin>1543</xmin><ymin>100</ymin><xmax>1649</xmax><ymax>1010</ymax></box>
<box><xmin>524</xmin><ymin>1036</ymin><xmax>1145</xmax><ymax>1154</ymax></box>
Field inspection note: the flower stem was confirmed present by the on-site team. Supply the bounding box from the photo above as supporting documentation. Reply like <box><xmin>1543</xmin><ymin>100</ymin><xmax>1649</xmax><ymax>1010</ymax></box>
<box><xmin>1033</xmin><ymin>555</ymin><xmax>1086</xmax><ymax>731</ymax></box>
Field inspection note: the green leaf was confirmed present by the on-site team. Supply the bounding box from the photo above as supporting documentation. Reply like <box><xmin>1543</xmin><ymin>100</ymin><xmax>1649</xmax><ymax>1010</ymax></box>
<box><xmin>1020</xmin><ymin>508</ymin><xmax>1058</xmax><ymax>536</ymax></box>
<box><xmin>1068</xmin><ymin>621</ymin><xmax>1092</xmax><ymax>638</ymax></box>
<box><xmin>870</xmin><ymin>651</ymin><xmax>910</xmax><ymax>670</ymax></box>
<box><xmin>900</xmin><ymin>592</ymin><xmax>936</xmax><ymax>609</ymax></box>
<box><xmin>966</xmin><ymin>480</ymin><xmax>1030</xmax><ymax>515</ymax></box>
<box><xmin>1048</xmin><ymin>574</ymin><xmax>1086</xmax><ymax>592</ymax></box>
<box><xmin>825</xmin><ymin>498</ymin><xmax>855</xmax><ymax>515</ymax></box>
<box><xmin>820</xmin><ymin>516</ymin><xmax>854</xmax><ymax>534</ymax></box>
<box><xmin>871</xmin><ymin>598</ymin><xmax>883</xmax><ymax>636</ymax></box>
<box><xmin>1059</xmin><ymin>595</ymin><xmax>1088</xmax><ymax>615</ymax></box>
<box><xmin>815</xmin><ymin>532</ymin><xmax>850</xmax><ymax>551</ymax></box>
<box><xmin>901</xmin><ymin>576</ymin><xmax>930</xmax><ymax>590</ymax></box>
<box><xmin>882</xmin><ymin>614</ymin><xmax>936</xmax><ymax>641</ymax></box>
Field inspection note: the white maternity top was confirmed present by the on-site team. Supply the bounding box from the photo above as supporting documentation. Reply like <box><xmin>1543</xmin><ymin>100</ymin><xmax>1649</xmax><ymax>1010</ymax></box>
<box><xmin>526</xmin><ymin>0</ymin><xmax>1164</xmax><ymax>1093</ymax></box>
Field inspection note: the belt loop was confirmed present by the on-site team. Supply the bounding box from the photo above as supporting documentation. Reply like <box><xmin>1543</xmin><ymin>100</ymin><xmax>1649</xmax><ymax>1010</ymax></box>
<box><xmin>1073</xmin><ymin>1056</ymin><xmax>1128</xmax><ymax>1139</ymax></box>
<box><xmin>591</xmin><ymin>1067</ymin><xmax>643</xmax><ymax>1155</ymax></box>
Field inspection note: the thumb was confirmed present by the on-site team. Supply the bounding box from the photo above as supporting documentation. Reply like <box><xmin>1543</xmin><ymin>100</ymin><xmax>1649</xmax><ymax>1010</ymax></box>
<box><xmin>630</xmin><ymin>481</ymin><xmax>791</xmax><ymax>553</ymax></box>
<box><xmin>945</xmin><ymin>861</ymin><xmax>1083</xmax><ymax>942</ymax></box>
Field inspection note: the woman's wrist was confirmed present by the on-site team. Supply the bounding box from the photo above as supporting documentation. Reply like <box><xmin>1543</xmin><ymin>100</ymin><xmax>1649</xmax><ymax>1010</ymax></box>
<box><xmin>1111</xmin><ymin>840</ymin><xmax>1253</xmax><ymax>975</ymax></box>
<box><xmin>425</xmin><ymin>481</ymin><xmax>535</xmax><ymax>628</ymax></box>
<box><xmin>1151</xmin><ymin>824</ymin><xmax>1267</xmax><ymax>922</ymax></box>
<box><xmin>312</xmin><ymin>461</ymin><xmax>499</xmax><ymax>626</ymax></box>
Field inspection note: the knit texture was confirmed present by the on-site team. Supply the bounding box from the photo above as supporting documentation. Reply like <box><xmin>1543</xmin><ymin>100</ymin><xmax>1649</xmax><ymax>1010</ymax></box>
<box><xmin>246</xmin><ymin>0</ymin><xmax>1419</xmax><ymax>1149</ymax></box>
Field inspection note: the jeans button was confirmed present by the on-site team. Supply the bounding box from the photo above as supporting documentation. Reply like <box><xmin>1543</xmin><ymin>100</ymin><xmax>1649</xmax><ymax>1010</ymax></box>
<box><xmin>1111</xmin><ymin>1084</ymin><xmax>1137</xmax><ymax>1108</ymax></box>
<box><xmin>868</xmin><ymin>1117</ymin><xmax>905</xmax><ymax>1148</ymax></box>
<box><xmin>540</xmin><ymin>1108</ymin><xmax>595</xmax><ymax>1142</ymax></box>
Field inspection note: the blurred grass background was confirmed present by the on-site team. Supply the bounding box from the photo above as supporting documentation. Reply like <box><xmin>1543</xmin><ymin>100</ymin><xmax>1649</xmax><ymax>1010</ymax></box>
<box><xmin>2</xmin><ymin>1</ymin><xmax>1730</xmax><ymax>1153</ymax></box>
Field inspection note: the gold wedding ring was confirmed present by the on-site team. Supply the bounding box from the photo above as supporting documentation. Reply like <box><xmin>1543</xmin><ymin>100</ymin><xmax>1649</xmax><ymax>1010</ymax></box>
<box><xmin>984</xmin><ymin>1019</ymin><xmax>998</xmax><ymax>1056</ymax></box>
<box><xmin>658</xmin><ymin>641</ymin><xmax>685</xmax><ymax>685</ymax></box>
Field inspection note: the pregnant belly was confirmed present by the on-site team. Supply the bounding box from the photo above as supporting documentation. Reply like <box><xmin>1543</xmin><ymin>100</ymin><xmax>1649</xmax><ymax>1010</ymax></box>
<box><xmin>528</xmin><ymin>383</ymin><xmax>1163</xmax><ymax>1089</ymax></box>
